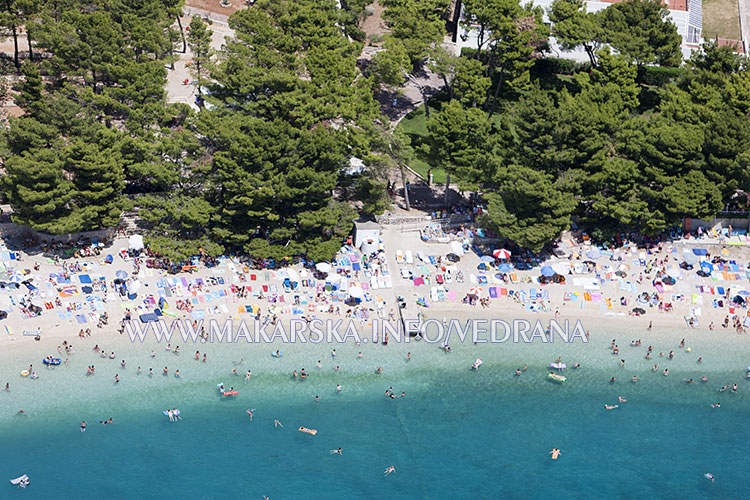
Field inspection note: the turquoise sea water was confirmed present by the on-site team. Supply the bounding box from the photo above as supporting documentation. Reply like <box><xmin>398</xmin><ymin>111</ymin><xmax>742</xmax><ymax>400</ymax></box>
<box><xmin>1</xmin><ymin>330</ymin><xmax>749</xmax><ymax>499</ymax></box>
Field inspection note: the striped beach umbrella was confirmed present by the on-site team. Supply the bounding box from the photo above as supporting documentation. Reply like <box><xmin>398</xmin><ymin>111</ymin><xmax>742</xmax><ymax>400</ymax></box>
<box><xmin>493</xmin><ymin>249</ymin><xmax>511</xmax><ymax>259</ymax></box>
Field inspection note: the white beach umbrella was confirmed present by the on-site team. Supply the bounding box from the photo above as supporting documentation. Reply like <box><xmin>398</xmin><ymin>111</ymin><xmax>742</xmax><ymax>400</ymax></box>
<box><xmin>315</xmin><ymin>262</ymin><xmax>332</xmax><ymax>273</ymax></box>
<box><xmin>450</xmin><ymin>241</ymin><xmax>464</xmax><ymax>256</ymax></box>
<box><xmin>551</xmin><ymin>262</ymin><xmax>570</xmax><ymax>275</ymax></box>
<box><xmin>129</xmin><ymin>281</ymin><xmax>142</xmax><ymax>293</ymax></box>
<box><xmin>128</xmin><ymin>234</ymin><xmax>144</xmax><ymax>250</ymax></box>
<box><xmin>666</xmin><ymin>268</ymin><xmax>681</xmax><ymax>278</ymax></box>
<box><xmin>348</xmin><ymin>286</ymin><xmax>365</xmax><ymax>299</ymax></box>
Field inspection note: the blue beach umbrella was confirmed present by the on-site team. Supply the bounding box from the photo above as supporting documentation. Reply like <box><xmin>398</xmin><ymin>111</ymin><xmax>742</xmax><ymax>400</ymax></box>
<box><xmin>116</xmin><ymin>270</ymin><xmax>128</xmax><ymax>279</ymax></box>
<box><xmin>700</xmin><ymin>261</ymin><xmax>714</xmax><ymax>272</ymax></box>
<box><xmin>498</xmin><ymin>264</ymin><xmax>512</xmax><ymax>272</ymax></box>
<box><xmin>540</xmin><ymin>266</ymin><xmax>555</xmax><ymax>277</ymax></box>
<box><xmin>480</xmin><ymin>255</ymin><xmax>495</xmax><ymax>263</ymax></box>
<box><xmin>586</xmin><ymin>249</ymin><xmax>601</xmax><ymax>259</ymax></box>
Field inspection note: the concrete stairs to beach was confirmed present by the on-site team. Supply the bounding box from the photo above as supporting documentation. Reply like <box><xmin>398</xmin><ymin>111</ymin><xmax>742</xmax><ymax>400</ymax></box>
<box><xmin>119</xmin><ymin>211</ymin><xmax>141</xmax><ymax>236</ymax></box>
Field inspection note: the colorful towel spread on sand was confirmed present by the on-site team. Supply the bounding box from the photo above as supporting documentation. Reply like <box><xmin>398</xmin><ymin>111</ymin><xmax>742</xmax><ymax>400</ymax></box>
<box><xmin>58</xmin><ymin>286</ymin><xmax>79</xmax><ymax>298</ymax></box>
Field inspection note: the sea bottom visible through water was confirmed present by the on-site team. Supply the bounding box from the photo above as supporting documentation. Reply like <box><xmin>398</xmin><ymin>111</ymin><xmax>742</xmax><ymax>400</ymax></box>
<box><xmin>0</xmin><ymin>333</ymin><xmax>748</xmax><ymax>500</ymax></box>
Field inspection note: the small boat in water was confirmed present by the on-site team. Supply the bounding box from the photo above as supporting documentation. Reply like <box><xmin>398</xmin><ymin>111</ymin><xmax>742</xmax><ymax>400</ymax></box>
<box><xmin>547</xmin><ymin>372</ymin><xmax>566</xmax><ymax>383</ymax></box>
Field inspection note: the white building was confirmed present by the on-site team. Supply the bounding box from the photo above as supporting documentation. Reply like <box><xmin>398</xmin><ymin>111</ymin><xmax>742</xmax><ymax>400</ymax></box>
<box><xmin>456</xmin><ymin>0</ymin><xmax>703</xmax><ymax>62</ymax></box>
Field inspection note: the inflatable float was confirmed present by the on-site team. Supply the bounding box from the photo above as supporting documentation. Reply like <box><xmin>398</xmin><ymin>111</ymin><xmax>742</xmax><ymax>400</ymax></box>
<box><xmin>10</xmin><ymin>474</ymin><xmax>29</xmax><ymax>488</ymax></box>
<box><xmin>43</xmin><ymin>358</ymin><xmax>61</xmax><ymax>365</ymax></box>
<box><xmin>470</xmin><ymin>358</ymin><xmax>483</xmax><ymax>370</ymax></box>
<box><xmin>163</xmin><ymin>409</ymin><xmax>181</xmax><ymax>418</ymax></box>
<box><xmin>217</xmin><ymin>383</ymin><xmax>238</xmax><ymax>396</ymax></box>
<box><xmin>549</xmin><ymin>362</ymin><xmax>566</xmax><ymax>370</ymax></box>
<box><xmin>550</xmin><ymin>449</ymin><xmax>561</xmax><ymax>460</ymax></box>
<box><xmin>547</xmin><ymin>373</ymin><xmax>566</xmax><ymax>383</ymax></box>
<box><xmin>271</xmin><ymin>350</ymin><xmax>283</xmax><ymax>358</ymax></box>
<box><xmin>298</xmin><ymin>426</ymin><xmax>317</xmax><ymax>435</ymax></box>
<box><xmin>20</xmin><ymin>371</ymin><xmax>29</xmax><ymax>377</ymax></box>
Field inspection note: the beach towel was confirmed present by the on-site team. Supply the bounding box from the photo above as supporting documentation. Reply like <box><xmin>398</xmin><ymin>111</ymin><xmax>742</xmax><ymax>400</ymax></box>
<box><xmin>477</xmin><ymin>276</ymin><xmax>488</xmax><ymax>285</ymax></box>
<box><xmin>489</xmin><ymin>287</ymin><xmax>498</xmax><ymax>298</ymax></box>
<box><xmin>78</xmin><ymin>274</ymin><xmax>92</xmax><ymax>284</ymax></box>
<box><xmin>191</xmin><ymin>310</ymin><xmax>205</xmax><ymax>320</ymax></box>
<box><xmin>413</xmin><ymin>277</ymin><xmax>425</xmax><ymax>286</ymax></box>
<box><xmin>75</xmin><ymin>314</ymin><xmax>87</xmax><ymax>324</ymax></box>
<box><xmin>446</xmin><ymin>289</ymin><xmax>457</xmax><ymax>301</ymax></box>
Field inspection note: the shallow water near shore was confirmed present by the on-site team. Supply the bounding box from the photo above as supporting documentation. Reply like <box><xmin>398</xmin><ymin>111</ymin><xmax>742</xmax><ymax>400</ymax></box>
<box><xmin>1</xmin><ymin>325</ymin><xmax>749</xmax><ymax>499</ymax></box>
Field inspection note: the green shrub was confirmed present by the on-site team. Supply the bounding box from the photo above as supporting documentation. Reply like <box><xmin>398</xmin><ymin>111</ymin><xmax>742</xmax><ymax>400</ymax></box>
<box><xmin>637</xmin><ymin>65</ymin><xmax>684</xmax><ymax>86</ymax></box>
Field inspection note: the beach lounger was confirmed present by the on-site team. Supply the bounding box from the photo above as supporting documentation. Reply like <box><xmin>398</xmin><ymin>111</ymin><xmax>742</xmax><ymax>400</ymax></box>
<box><xmin>428</xmin><ymin>256</ymin><xmax>437</xmax><ymax>265</ymax></box>
<box><xmin>396</xmin><ymin>250</ymin><xmax>405</xmax><ymax>264</ymax></box>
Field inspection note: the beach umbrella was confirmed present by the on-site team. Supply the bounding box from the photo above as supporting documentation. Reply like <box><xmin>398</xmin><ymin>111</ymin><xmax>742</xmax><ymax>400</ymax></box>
<box><xmin>8</xmin><ymin>272</ymin><xmax>23</xmax><ymax>283</ymax></box>
<box><xmin>129</xmin><ymin>281</ymin><xmax>142</xmax><ymax>293</ymax></box>
<box><xmin>315</xmin><ymin>262</ymin><xmax>332</xmax><ymax>273</ymax></box>
<box><xmin>493</xmin><ymin>249</ymin><xmax>511</xmax><ymax>259</ymax></box>
<box><xmin>446</xmin><ymin>253</ymin><xmax>460</xmax><ymax>263</ymax></box>
<box><xmin>498</xmin><ymin>263</ymin><xmax>512</xmax><ymax>272</ymax></box>
<box><xmin>662</xmin><ymin>276</ymin><xmax>676</xmax><ymax>285</ymax></box>
<box><xmin>540</xmin><ymin>265</ymin><xmax>555</xmax><ymax>277</ymax></box>
<box><xmin>682</xmin><ymin>252</ymin><xmax>698</xmax><ymax>266</ymax></box>
<box><xmin>632</xmin><ymin>307</ymin><xmax>646</xmax><ymax>315</ymax></box>
<box><xmin>480</xmin><ymin>255</ymin><xmax>495</xmax><ymax>263</ymax></box>
<box><xmin>450</xmin><ymin>241</ymin><xmax>464</xmax><ymax>256</ymax></box>
<box><xmin>469</xmin><ymin>286</ymin><xmax>482</xmax><ymax>296</ymax></box>
<box><xmin>586</xmin><ymin>248</ymin><xmax>601</xmax><ymax>259</ymax></box>
<box><xmin>666</xmin><ymin>268</ymin><xmax>681</xmax><ymax>278</ymax></box>
<box><xmin>348</xmin><ymin>286</ymin><xmax>365</xmax><ymax>299</ymax></box>
<box><xmin>551</xmin><ymin>262</ymin><xmax>569</xmax><ymax>275</ymax></box>
<box><xmin>700</xmin><ymin>261</ymin><xmax>714</xmax><ymax>271</ymax></box>
<box><xmin>116</xmin><ymin>270</ymin><xmax>128</xmax><ymax>279</ymax></box>
<box><xmin>128</xmin><ymin>234</ymin><xmax>144</xmax><ymax>250</ymax></box>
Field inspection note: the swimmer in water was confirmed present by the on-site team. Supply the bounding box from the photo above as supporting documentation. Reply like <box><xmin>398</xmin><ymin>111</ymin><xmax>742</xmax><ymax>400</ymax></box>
<box><xmin>711</xmin><ymin>403</ymin><xmax>721</xmax><ymax>408</ymax></box>
<box><xmin>609</xmin><ymin>377</ymin><xmax>616</xmax><ymax>383</ymax></box>
<box><xmin>136</xmin><ymin>366</ymin><xmax>141</xmax><ymax>375</ymax></box>
<box><xmin>604</xmin><ymin>404</ymin><xmax>618</xmax><ymax>410</ymax></box>
<box><xmin>618</xmin><ymin>397</ymin><xmax>627</xmax><ymax>403</ymax></box>
<box><xmin>336</xmin><ymin>384</ymin><xmax>343</xmax><ymax>393</ymax></box>
<box><xmin>384</xmin><ymin>466</ymin><xmax>395</xmax><ymax>476</ymax></box>
<box><xmin>719</xmin><ymin>385</ymin><xmax>729</xmax><ymax>392</ymax></box>
<box><xmin>245</xmin><ymin>370</ymin><xmax>252</xmax><ymax>382</ymax></box>
<box><xmin>515</xmin><ymin>369</ymin><xmax>522</xmax><ymax>376</ymax></box>
<box><xmin>631</xmin><ymin>376</ymin><xmax>638</xmax><ymax>383</ymax></box>
<box><xmin>121</xmin><ymin>360</ymin><xmax>126</xmax><ymax>368</ymax></box>
<box><xmin>313</xmin><ymin>395</ymin><xmax>319</xmax><ymax>402</ymax></box>
<box><xmin>163</xmin><ymin>367</ymin><xmax>168</xmax><ymax>375</ymax></box>
<box><xmin>80</xmin><ymin>421</ymin><xmax>86</xmax><ymax>432</ymax></box>
<box><xmin>148</xmin><ymin>368</ymin><xmax>153</xmax><ymax>377</ymax></box>
<box><xmin>698</xmin><ymin>357</ymin><xmax>702</xmax><ymax>363</ymax></box>
<box><xmin>330</xmin><ymin>448</ymin><xmax>342</xmax><ymax>455</ymax></box>
<box><xmin>663</xmin><ymin>369</ymin><xmax>669</xmax><ymax>376</ymax></box>
<box><xmin>175</xmin><ymin>370</ymin><xmax>181</xmax><ymax>378</ymax></box>
<box><xmin>684</xmin><ymin>378</ymin><xmax>695</xmax><ymax>384</ymax></box>
<box><xmin>114</xmin><ymin>374</ymin><xmax>119</xmax><ymax>383</ymax></box>
<box><xmin>246</xmin><ymin>409</ymin><xmax>254</xmax><ymax>421</ymax></box>
<box><xmin>406</xmin><ymin>352</ymin><xmax>410</xmax><ymax>361</ymax></box>
<box><xmin>705</xmin><ymin>473</ymin><xmax>715</xmax><ymax>482</ymax></box>
<box><xmin>100</xmin><ymin>418</ymin><xmax>113</xmax><ymax>425</ymax></box>
<box><xmin>274</xmin><ymin>419</ymin><xmax>283</xmax><ymax>428</ymax></box>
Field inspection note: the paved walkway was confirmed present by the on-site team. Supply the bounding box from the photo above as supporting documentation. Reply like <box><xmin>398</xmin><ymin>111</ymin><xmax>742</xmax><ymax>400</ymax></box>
<box><xmin>739</xmin><ymin>0</ymin><xmax>750</xmax><ymax>53</ymax></box>
<box><xmin>165</xmin><ymin>9</ymin><xmax>235</xmax><ymax>109</ymax></box>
